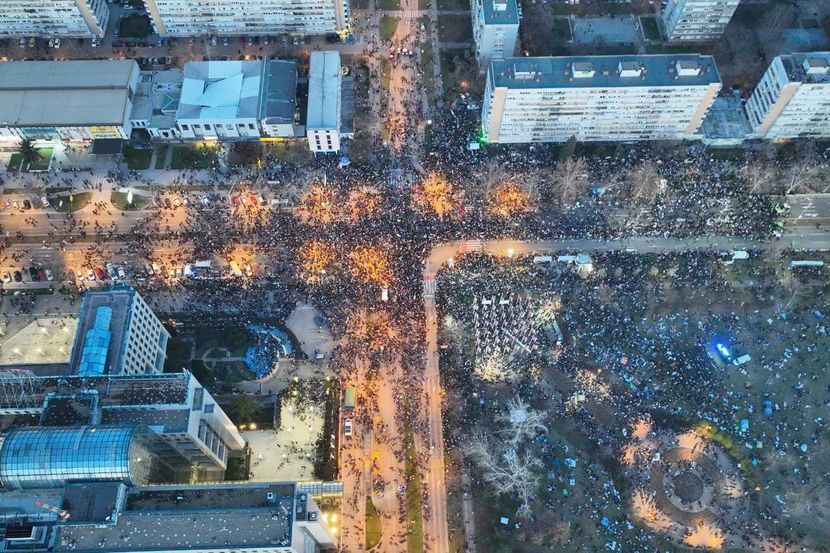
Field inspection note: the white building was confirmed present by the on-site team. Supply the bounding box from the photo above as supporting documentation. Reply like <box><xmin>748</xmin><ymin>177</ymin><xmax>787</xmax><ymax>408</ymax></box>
<box><xmin>662</xmin><ymin>0</ymin><xmax>740</xmax><ymax>41</ymax></box>
<box><xmin>69</xmin><ymin>286</ymin><xmax>170</xmax><ymax>376</ymax></box>
<box><xmin>259</xmin><ymin>60</ymin><xmax>301</xmax><ymax>139</ymax></box>
<box><xmin>481</xmin><ymin>55</ymin><xmax>721</xmax><ymax>144</ymax></box>
<box><xmin>0</xmin><ymin>0</ymin><xmax>110</xmax><ymax>38</ymax></box>
<box><xmin>0</xmin><ymin>60</ymin><xmax>139</xmax><ymax>143</ymax></box>
<box><xmin>745</xmin><ymin>52</ymin><xmax>830</xmax><ymax>140</ymax></box>
<box><xmin>175</xmin><ymin>60</ymin><xmax>264</xmax><ymax>140</ymax></box>
<box><xmin>307</xmin><ymin>51</ymin><xmax>343</xmax><ymax>153</ymax></box>
<box><xmin>471</xmin><ymin>0</ymin><xmax>520</xmax><ymax>63</ymax></box>
<box><xmin>143</xmin><ymin>0</ymin><xmax>349</xmax><ymax>36</ymax></box>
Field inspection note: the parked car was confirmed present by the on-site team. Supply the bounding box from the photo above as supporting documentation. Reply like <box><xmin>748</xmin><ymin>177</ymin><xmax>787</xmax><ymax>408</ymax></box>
<box><xmin>145</xmin><ymin>263</ymin><xmax>154</xmax><ymax>275</ymax></box>
<box><xmin>44</xmin><ymin>268</ymin><xmax>54</xmax><ymax>282</ymax></box>
<box><xmin>117</xmin><ymin>267</ymin><xmax>126</xmax><ymax>280</ymax></box>
<box><xmin>37</xmin><ymin>269</ymin><xmax>46</xmax><ymax>282</ymax></box>
<box><xmin>223</xmin><ymin>37</ymin><xmax>229</xmax><ymax>46</ymax></box>
<box><xmin>22</xmin><ymin>200</ymin><xmax>31</xmax><ymax>210</ymax></box>
<box><xmin>343</xmin><ymin>419</ymin><xmax>353</xmax><ymax>437</ymax></box>
<box><xmin>12</xmin><ymin>200</ymin><xmax>19</xmax><ymax>209</ymax></box>
<box><xmin>1</xmin><ymin>272</ymin><xmax>10</xmax><ymax>283</ymax></box>
<box><xmin>77</xmin><ymin>271</ymin><xmax>85</xmax><ymax>282</ymax></box>
<box><xmin>13</xmin><ymin>271</ymin><xmax>22</xmax><ymax>283</ymax></box>
<box><xmin>93</xmin><ymin>267</ymin><xmax>106</xmax><ymax>281</ymax></box>
<box><xmin>28</xmin><ymin>267</ymin><xmax>38</xmax><ymax>281</ymax></box>
<box><xmin>87</xmin><ymin>269</ymin><xmax>95</xmax><ymax>281</ymax></box>
<box><xmin>41</xmin><ymin>196</ymin><xmax>50</xmax><ymax>208</ymax></box>
<box><xmin>210</xmin><ymin>36</ymin><xmax>217</xmax><ymax>46</ymax></box>
<box><xmin>91</xmin><ymin>37</ymin><xmax>99</xmax><ymax>48</ymax></box>
<box><xmin>4</xmin><ymin>201</ymin><xmax>10</xmax><ymax>209</ymax></box>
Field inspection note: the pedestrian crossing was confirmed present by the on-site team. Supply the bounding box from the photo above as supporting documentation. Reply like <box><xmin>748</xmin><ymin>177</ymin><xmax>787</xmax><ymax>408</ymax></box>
<box><xmin>423</xmin><ymin>275</ymin><xmax>436</xmax><ymax>297</ymax></box>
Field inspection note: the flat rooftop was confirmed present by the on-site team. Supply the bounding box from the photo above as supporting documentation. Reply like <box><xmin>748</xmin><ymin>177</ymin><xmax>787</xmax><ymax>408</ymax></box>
<box><xmin>0</xmin><ymin>317</ymin><xmax>76</xmax><ymax>366</ymax></box>
<box><xmin>178</xmin><ymin>61</ymin><xmax>261</xmax><ymax>120</ymax></box>
<box><xmin>482</xmin><ymin>0</ymin><xmax>519</xmax><ymax>25</ymax></box>
<box><xmin>68</xmin><ymin>288</ymin><xmax>136</xmax><ymax>375</ymax></box>
<box><xmin>55</xmin><ymin>483</ymin><xmax>296</xmax><ymax>552</ymax></box>
<box><xmin>489</xmin><ymin>54</ymin><xmax>721</xmax><ymax>90</ymax></box>
<box><xmin>307</xmin><ymin>51</ymin><xmax>341</xmax><ymax>130</ymax></box>
<box><xmin>781</xmin><ymin>51</ymin><xmax>830</xmax><ymax>84</ymax></box>
<box><xmin>259</xmin><ymin>60</ymin><xmax>298</xmax><ymax>123</ymax></box>
<box><xmin>0</xmin><ymin>60</ymin><xmax>138</xmax><ymax>127</ymax></box>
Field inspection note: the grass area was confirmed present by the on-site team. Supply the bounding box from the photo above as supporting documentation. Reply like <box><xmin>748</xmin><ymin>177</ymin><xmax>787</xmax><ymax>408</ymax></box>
<box><xmin>439</xmin><ymin>48</ymin><xmax>477</xmax><ymax>100</ymax></box>
<box><xmin>381</xmin><ymin>60</ymin><xmax>392</xmax><ymax>92</ymax></box>
<box><xmin>437</xmin><ymin>0</ymin><xmax>468</xmax><ymax>10</ymax></box>
<box><xmin>553</xmin><ymin>17</ymin><xmax>572</xmax><ymax>42</ymax></box>
<box><xmin>154</xmin><ymin>145</ymin><xmax>168</xmax><ymax>169</ymax></box>
<box><xmin>351</xmin><ymin>0</ymin><xmax>369</xmax><ymax>7</ymax></box>
<box><xmin>418</xmin><ymin>0</ymin><xmax>429</xmax><ymax>9</ymax></box>
<box><xmin>170</xmin><ymin>144</ymin><xmax>218</xmax><ymax>170</ymax></box>
<box><xmin>404</xmin><ymin>429</ymin><xmax>424</xmax><ymax>553</ymax></box>
<box><xmin>365</xmin><ymin>497</ymin><xmax>382</xmax><ymax>550</ymax></box>
<box><xmin>421</xmin><ymin>39</ymin><xmax>435</xmax><ymax>94</ymax></box>
<box><xmin>224</xmin><ymin>456</ymin><xmax>248</xmax><ymax>481</ymax></box>
<box><xmin>52</xmin><ymin>192</ymin><xmax>92</xmax><ymax>213</ymax></box>
<box><xmin>122</xmin><ymin>145</ymin><xmax>152</xmax><ymax>170</ymax></box>
<box><xmin>111</xmin><ymin>190</ymin><xmax>150</xmax><ymax>211</ymax></box>
<box><xmin>29</xmin><ymin>148</ymin><xmax>53</xmax><ymax>172</ymax></box>
<box><xmin>6</xmin><ymin>154</ymin><xmax>21</xmax><ymax>173</ymax></box>
<box><xmin>378</xmin><ymin>0</ymin><xmax>400</xmax><ymax>8</ymax></box>
<box><xmin>380</xmin><ymin>16</ymin><xmax>399</xmax><ymax>42</ymax></box>
<box><xmin>640</xmin><ymin>16</ymin><xmax>661</xmax><ymax>40</ymax></box>
<box><xmin>266</xmin><ymin>142</ymin><xmax>313</xmax><ymax>163</ymax></box>
<box><xmin>118</xmin><ymin>14</ymin><xmax>152</xmax><ymax>38</ymax></box>
<box><xmin>707</xmin><ymin>147</ymin><xmax>746</xmax><ymax>162</ymax></box>
<box><xmin>437</xmin><ymin>14</ymin><xmax>473</xmax><ymax>43</ymax></box>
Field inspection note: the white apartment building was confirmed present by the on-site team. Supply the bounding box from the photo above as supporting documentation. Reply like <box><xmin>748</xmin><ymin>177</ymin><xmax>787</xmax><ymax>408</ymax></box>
<box><xmin>745</xmin><ymin>52</ymin><xmax>830</xmax><ymax>140</ymax></box>
<box><xmin>69</xmin><ymin>286</ymin><xmax>170</xmax><ymax>376</ymax></box>
<box><xmin>143</xmin><ymin>0</ymin><xmax>349</xmax><ymax>36</ymax></box>
<box><xmin>662</xmin><ymin>0</ymin><xmax>740</xmax><ymax>41</ymax></box>
<box><xmin>0</xmin><ymin>60</ymin><xmax>139</xmax><ymax>143</ymax></box>
<box><xmin>471</xmin><ymin>0</ymin><xmax>520</xmax><ymax>63</ymax></box>
<box><xmin>482</xmin><ymin>55</ymin><xmax>721</xmax><ymax>144</ymax></box>
<box><xmin>307</xmin><ymin>51</ymin><xmax>343</xmax><ymax>153</ymax></box>
<box><xmin>0</xmin><ymin>0</ymin><xmax>110</xmax><ymax>38</ymax></box>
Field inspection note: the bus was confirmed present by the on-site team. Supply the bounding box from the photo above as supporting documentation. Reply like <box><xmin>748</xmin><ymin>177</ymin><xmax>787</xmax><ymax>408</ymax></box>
<box><xmin>342</xmin><ymin>387</ymin><xmax>356</xmax><ymax>417</ymax></box>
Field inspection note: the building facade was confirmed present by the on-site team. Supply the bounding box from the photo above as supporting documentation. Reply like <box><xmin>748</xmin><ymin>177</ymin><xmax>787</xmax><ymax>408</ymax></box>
<box><xmin>307</xmin><ymin>51</ymin><xmax>349</xmax><ymax>153</ymax></box>
<box><xmin>745</xmin><ymin>52</ymin><xmax>830</xmax><ymax>140</ymax></box>
<box><xmin>481</xmin><ymin>55</ymin><xmax>721</xmax><ymax>144</ymax></box>
<box><xmin>68</xmin><ymin>286</ymin><xmax>170</xmax><ymax>376</ymax></box>
<box><xmin>0</xmin><ymin>60</ymin><xmax>139</xmax><ymax>142</ymax></box>
<box><xmin>143</xmin><ymin>0</ymin><xmax>349</xmax><ymax>36</ymax></box>
<box><xmin>471</xmin><ymin>0</ymin><xmax>520</xmax><ymax>63</ymax></box>
<box><xmin>662</xmin><ymin>0</ymin><xmax>740</xmax><ymax>41</ymax></box>
<box><xmin>0</xmin><ymin>0</ymin><xmax>110</xmax><ymax>38</ymax></box>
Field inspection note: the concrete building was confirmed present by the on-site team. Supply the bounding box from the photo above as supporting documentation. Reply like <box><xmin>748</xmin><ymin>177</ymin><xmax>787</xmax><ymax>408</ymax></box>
<box><xmin>260</xmin><ymin>60</ymin><xmax>303</xmax><ymax>139</ymax></box>
<box><xmin>0</xmin><ymin>370</ymin><xmax>247</xmax><ymax>481</ymax></box>
<box><xmin>175</xmin><ymin>60</ymin><xmax>264</xmax><ymax>140</ymax></box>
<box><xmin>306</xmin><ymin>51</ymin><xmax>354</xmax><ymax>154</ymax></box>
<box><xmin>662</xmin><ymin>0</ymin><xmax>740</xmax><ymax>41</ymax></box>
<box><xmin>0</xmin><ymin>0</ymin><xmax>110</xmax><ymax>38</ymax></box>
<box><xmin>143</xmin><ymin>0</ymin><xmax>349</xmax><ymax>36</ymax></box>
<box><xmin>0</xmin><ymin>60</ymin><xmax>140</xmax><ymax>142</ymax></box>
<box><xmin>130</xmin><ymin>68</ymin><xmax>184</xmax><ymax>141</ymax></box>
<box><xmin>68</xmin><ymin>286</ymin><xmax>170</xmax><ymax>376</ymax></box>
<box><xmin>471</xmin><ymin>0</ymin><xmax>520</xmax><ymax>63</ymax></box>
<box><xmin>481</xmin><ymin>55</ymin><xmax>721</xmax><ymax>144</ymax></box>
<box><xmin>0</xmin><ymin>481</ymin><xmax>336</xmax><ymax>553</ymax></box>
<box><xmin>745</xmin><ymin>52</ymin><xmax>830</xmax><ymax>140</ymax></box>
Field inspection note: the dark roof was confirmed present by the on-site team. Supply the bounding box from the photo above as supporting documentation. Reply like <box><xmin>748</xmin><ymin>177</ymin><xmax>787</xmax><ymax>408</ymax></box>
<box><xmin>90</xmin><ymin>139</ymin><xmax>124</xmax><ymax>156</ymax></box>
<box><xmin>340</xmin><ymin>76</ymin><xmax>354</xmax><ymax>135</ymax></box>
<box><xmin>61</xmin><ymin>483</ymin><xmax>125</xmax><ymax>524</ymax></box>
<box><xmin>259</xmin><ymin>60</ymin><xmax>298</xmax><ymax>123</ymax></box>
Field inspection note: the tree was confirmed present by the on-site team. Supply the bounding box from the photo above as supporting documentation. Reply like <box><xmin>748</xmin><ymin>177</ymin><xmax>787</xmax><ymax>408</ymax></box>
<box><xmin>740</xmin><ymin>162</ymin><xmax>778</xmax><ymax>195</ymax></box>
<box><xmin>549</xmin><ymin>157</ymin><xmax>590</xmax><ymax>207</ymax></box>
<box><xmin>18</xmin><ymin>139</ymin><xmax>40</xmax><ymax>170</ymax></box>
<box><xmin>625</xmin><ymin>161</ymin><xmax>663</xmax><ymax>204</ymax></box>
<box><xmin>229</xmin><ymin>142</ymin><xmax>263</xmax><ymax>167</ymax></box>
<box><xmin>226</xmin><ymin>395</ymin><xmax>261</xmax><ymax>424</ymax></box>
<box><xmin>495</xmin><ymin>396</ymin><xmax>548</xmax><ymax>448</ymax></box>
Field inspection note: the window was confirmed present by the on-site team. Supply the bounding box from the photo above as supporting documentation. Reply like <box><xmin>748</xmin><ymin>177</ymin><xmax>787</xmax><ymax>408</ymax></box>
<box><xmin>248</xmin><ymin>124</ymin><xmax>255</xmax><ymax>130</ymax></box>
<box><xmin>181</xmin><ymin>124</ymin><xmax>189</xmax><ymax>131</ymax></box>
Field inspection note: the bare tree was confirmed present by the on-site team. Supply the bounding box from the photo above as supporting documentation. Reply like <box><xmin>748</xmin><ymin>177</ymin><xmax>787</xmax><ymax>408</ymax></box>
<box><xmin>625</xmin><ymin>161</ymin><xmax>663</xmax><ymax>203</ymax></box>
<box><xmin>495</xmin><ymin>396</ymin><xmax>548</xmax><ymax>448</ymax></box>
<box><xmin>756</xmin><ymin>3</ymin><xmax>795</xmax><ymax>59</ymax></box>
<box><xmin>740</xmin><ymin>162</ymin><xmax>778</xmax><ymax>195</ymax></box>
<box><xmin>549</xmin><ymin>157</ymin><xmax>590</xmax><ymax>207</ymax></box>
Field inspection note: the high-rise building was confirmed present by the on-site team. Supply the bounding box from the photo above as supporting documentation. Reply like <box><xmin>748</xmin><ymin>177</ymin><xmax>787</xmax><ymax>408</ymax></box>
<box><xmin>662</xmin><ymin>0</ymin><xmax>740</xmax><ymax>41</ymax></box>
<box><xmin>471</xmin><ymin>0</ymin><xmax>520</xmax><ymax>63</ymax></box>
<box><xmin>142</xmin><ymin>0</ymin><xmax>349</xmax><ymax>36</ymax></box>
<box><xmin>68</xmin><ymin>286</ymin><xmax>170</xmax><ymax>376</ymax></box>
<box><xmin>0</xmin><ymin>0</ymin><xmax>110</xmax><ymax>38</ymax></box>
<box><xmin>745</xmin><ymin>52</ymin><xmax>830</xmax><ymax>140</ymax></box>
<box><xmin>0</xmin><ymin>480</ymin><xmax>337</xmax><ymax>553</ymax></box>
<box><xmin>307</xmin><ymin>51</ymin><xmax>354</xmax><ymax>154</ymax></box>
<box><xmin>481</xmin><ymin>55</ymin><xmax>721</xmax><ymax>144</ymax></box>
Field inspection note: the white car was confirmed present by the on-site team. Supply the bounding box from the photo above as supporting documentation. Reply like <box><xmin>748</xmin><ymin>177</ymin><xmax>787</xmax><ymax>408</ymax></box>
<box><xmin>54</xmin><ymin>38</ymin><xmax>60</xmax><ymax>48</ymax></box>
<box><xmin>41</xmin><ymin>196</ymin><xmax>50</xmax><ymax>208</ymax></box>
<box><xmin>201</xmin><ymin>196</ymin><xmax>210</xmax><ymax>206</ymax></box>
<box><xmin>1</xmin><ymin>272</ymin><xmax>10</xmax><ymax>283</ymax></box>
<box><xmin>91</xmin><ymin>37</ymin><xmax>99</xmax><ymax>48</ymax></box>
<box><xmin>48</xmin><ymin>39</ymin><xmax>55</xmax><ymax>48</ymax></box>
<box><xmin>44</xmin><ymin>268</ymin><xmax>54</xmax><ymax>281</ymax></box>
<box><xmin>87</xmin><ymin>269</ymin><xmax>95</xmax><ymax>281</ymax></box>
<box><xmin>117</xmin><ymin>267</ymin><xmax>126</xmax><ymax>279</ymax></box>
<box><xmin>77</xmin><ymin>271</ymin><xmax>85</xmax><ymax>282</ymax></box>
<box><xmin>343</xmin><ymin>419</ymin><xmax>353</xmax><ymax>437</ymax></box>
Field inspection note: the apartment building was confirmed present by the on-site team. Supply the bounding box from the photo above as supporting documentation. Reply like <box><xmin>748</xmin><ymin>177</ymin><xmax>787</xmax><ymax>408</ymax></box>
<box><xmin>471</xmin><ymin>0</ymin><xmax>520</xmax><ymax>63</ymax></box>
<box><xmin>143</xmin><ymin>0</ymin><xmax>349</xmax><ymax>36</ymax></box>
<box><xmin>662</xmin><ymin>0</ymin><xmax>740</xmax><ymax>41</ymax></box>
<box><xmin>0</xmin><ymin>60</ymin><xmax>139</xmax><ymax>142</ymax></box>
<box><xmin>307</xmin><ymin>51</ymin><xmax>344</xmax><ymax>153</ymax></box>
<box><xmin>68</xmin><ymin>286</ymin><xmax>170</xmax><ymax>376</ymax></box>
<box><xmin>0</xmin><ymin>0</ymin><xmax>110</xmax><ymax>38</ymax></box>
<box><xmin>745</xmin><ymin>52</ymin><xmax>830</xmax><ymax>140</ymax></box>
<box><xmin>481</xmin><ymin>55</ymin><xmax>721</xmax><ymax>144</ymax></box>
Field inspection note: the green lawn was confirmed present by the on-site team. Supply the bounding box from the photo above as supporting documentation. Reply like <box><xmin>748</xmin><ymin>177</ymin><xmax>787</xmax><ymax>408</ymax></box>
<box><xmin>111</xmin><ymin>190</ymin><xmax>150</xmax><ymax>211</ymax></box>
<box><xmin>553</xmin><ymin>17</ymin><xmax>572</xmax><ymax>41</ymax></box>
<box><xmin>6</xmin><ymin>154</ymin><xmax>22</xmax><ymax>172</ymax></box>
<box><xmin>365</xmin><ymin>497</ymin><xmax>382</xmax><ymax>550</ymax></box>
<box><xmin>118</xmin><ymin>15</ymin><xmax>152</xmax><ymax>38</ymax></box>
<box><xmin>640</xmin><ymin>16</ymin><xmax>661</xmax><ymax>40</ymax></box>
<box><xmin>378</xmin><ymin>0</ymin><xmax>400</xmax><ymax>9</ymax></box>
<box><xmin>421</xmin><ymin>39</ymin><xmax>435</xmax><ymax>93</ymax></box>
<box><xmin>170</xmin><ymin>145</ymin><xmax>218</xmax><ymax>170</ymax></box>
<box><xmin>154</xmin><ymin>145</ymin><xmax>168</xmax><ymax>169</ymax></box>
<box><xmin>380</xmin><ymin>16</ymin><xmax>399</xmax><ymax>42</ymax></box>
<box><xmin>404</xmin><ymin>429</ymin><xmax>424</xmax><ymax>553</ymax></box>
<box><xmin>437</xmin><ymin>14</ymin><xmax>473</xmax><ymax>43</ymax></box>
<box><xmin>437</xmin><ymin>0</ymin><xmax>468</xmax><ymax>10</ymax></box>
<box><xmin>122</xmin><ymin>145</ymin><xmax>152</xmax><ymax>170</ymax></box>
<box><xmin>418</xmin><ymin>0</ymin><xmax>429</xmax><ymax>9</ymax></box>
<box><xmin>53</xmin><ymin>192</ymin><xmax>92</xmax><ymax>213</ymax></box>
<box><xmin>381</xmin><ymin>61</ymin><xmax>392</xmax><ymax>92</ymax></box>
<box><xmin>351</xmin><ymin>0</ymin><xmax>369</xmax><ymax>8</ymax></box>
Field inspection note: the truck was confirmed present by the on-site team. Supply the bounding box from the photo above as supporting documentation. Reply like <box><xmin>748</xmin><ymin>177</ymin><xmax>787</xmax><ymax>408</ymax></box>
<box><xmin>342</xmin><ymin>387</ymin><xmax>356</xmax><ymax>418</ymax></box>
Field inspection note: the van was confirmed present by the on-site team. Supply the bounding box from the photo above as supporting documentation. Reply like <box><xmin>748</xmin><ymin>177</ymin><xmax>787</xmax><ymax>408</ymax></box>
<box><xmin>732</xmin><ymin>354</ymin><xmax>751</xmax><ymax>367</ymax></box>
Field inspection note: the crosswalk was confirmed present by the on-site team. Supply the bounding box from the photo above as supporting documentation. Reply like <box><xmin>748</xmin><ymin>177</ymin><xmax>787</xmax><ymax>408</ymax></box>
<box><xmin>423</xmin><ymin>273</ymin><xmax>435</xmax><ymax>297</ymax></box>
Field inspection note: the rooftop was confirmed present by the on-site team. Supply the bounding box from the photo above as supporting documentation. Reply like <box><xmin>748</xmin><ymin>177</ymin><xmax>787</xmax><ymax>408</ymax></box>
<box><xmin>482</xmin><ymin>0</ymin><xmax>519</xmax><ymax>25</ymax></box>
<box><xmin>700</xmin><ymin>94</ymin><xmax>752</xmax><ymax>141</ymax></box>
<box><xmin>341</xmin><ymin>76</ymin><xmax>355</xmax><ymax>135</ymax></box>
<box><xmin>55</xmin><ymin>483</ymin><xmax>297</xmax><ymax>552</ymax></box>
<box><xmin>489</xmin><ymin>54</ymin><xmax>721</xmax><ymax>90</ymax></box>
<box><xmin>68</xmin><ymin>288</ymin><xmax>137</xmax><ymax>376</ymax></box>
<box><xmin>307</xmin><ymin>51</ymin><xmax>341</xmax><ymax>130</ymax></box>
<box><xmin>0</xmin><ymin>60</ymin><xmax>138</xmax><ymax>127</ymax></box>
<box><xmin>178</xmin><ymin>61</ymin><xmax>261</xmax><ymax>121</ymax></box>
<box><xmin>0</xmin><ymin>317</ymin><xmax>76</xmax><ymax>367</ymax></box>
<box><xmin>780</xmin><ymin>51</ymin><xmax>830</xmax><ymax>84</ymax></box>
<box><xmin>131</xmin><ymin>69</ymin><xmax>183</xmax><ymax>131</ymax></box>
<box><xmin>259</xmin><ymin>60</ymin><xmax>298</xmax><ymax>124</ymax></box>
